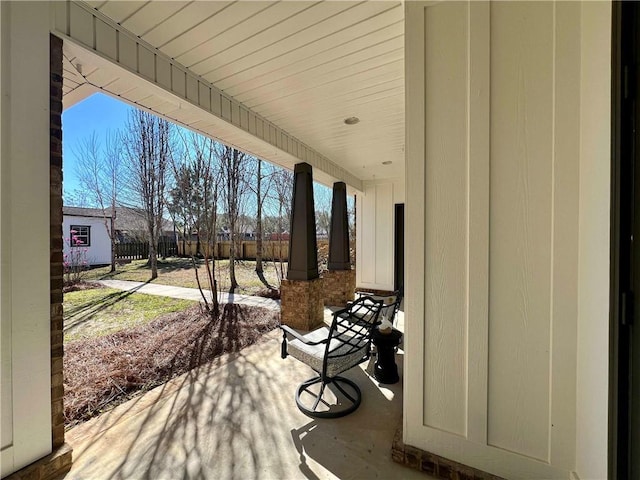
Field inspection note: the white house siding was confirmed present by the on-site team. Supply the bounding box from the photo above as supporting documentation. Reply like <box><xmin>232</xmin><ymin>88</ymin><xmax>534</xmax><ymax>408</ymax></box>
<box><xmin>356</xmin><ymin>178</ymin><xmax>404</xmax><ymax>292</ymax></box>
<box><xmin>404</xmin><ymin>1</ymin><xmax>610</xmax><ymax>478</ymax></box>
<box><xmin>62</xmin><ymin>215</ymin><xmax>112</xmax><ymax>266</ymax></box>
<box><xmin>0</xmin><ymin>2</ymin><xmax>53</xmax><ymax>476</ymax></box>
<box><xmin>576</xmin><ymin>2</ymin><xmax>611</xmax><ymax>478</ymax></box>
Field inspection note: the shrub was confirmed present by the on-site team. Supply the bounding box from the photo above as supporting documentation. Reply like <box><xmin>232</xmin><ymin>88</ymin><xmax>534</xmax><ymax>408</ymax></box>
<box><xmin>64</xmin><ymin>230</ymin><xmax>88</xmax><ymax>286</ymax></box>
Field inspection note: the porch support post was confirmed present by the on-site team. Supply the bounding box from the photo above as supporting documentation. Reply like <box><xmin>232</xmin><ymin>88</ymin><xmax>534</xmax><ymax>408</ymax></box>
<box><xmin>281</xmin><ymin>163</ymin><xmax>323</xmax><ymax>330</ymax></box>
<box><xmin>328</xmin><ymin>182</ymin><xmax>351</xmax><ymax>270</ymax></box>
<box><xmin>287</xmin><ymin>162</ymin><xmax>319</xmax><ymax>280</ymax></box>
<box><xmin>323</xmin><ymin>182</ymin><xmax>355</xmax><ymax>306</ymax></box>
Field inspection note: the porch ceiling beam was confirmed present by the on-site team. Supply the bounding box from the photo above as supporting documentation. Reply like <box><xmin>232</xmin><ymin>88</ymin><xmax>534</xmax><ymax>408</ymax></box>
<box><xmin>52</xmin><ymin>1</ymin><xmax>363</xmax><ymax>192</ymax></box>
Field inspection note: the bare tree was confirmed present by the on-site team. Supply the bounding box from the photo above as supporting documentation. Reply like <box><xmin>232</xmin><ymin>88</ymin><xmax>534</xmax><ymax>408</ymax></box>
<box><xmin>170</xmin><ymin>134</ymin><xmax>221</xmax><ymax>318</ymax></box>
<box><xmin>269</xmin><ymin>167</ymin><xmax>294</xmax><ymax>284</ymax></box>
<box><xmin>219</xmin><ymin>145</ymin><xmax>250</xmax><ymax>293</ymax></box>
<box><xmin>314</xmin><ymin>184</ymin><xmax>332</xmax><ymax>238</ymax></box>
<box><xmin>63</xmin><ymin>188</ymin><xmax>90</xmax><ymax>208</ymax></box>
<box><xmin>246</xmin><ymin>157</ymin><xmax>275</xmax><ymax>289</ymax></box>
<box><xmin>122</xmin><ymin>110</ymin><xmax>172</xmax><ymax>280</ymax></box>
<box><xmin>74</xmin><ymin>131</ymin><xmax>123</xmax><ymax>272</ymax></box>
<box><xmin>348</xmin><ymin>194</ymin><xmax>356</xmax><ymax>263</ymax></box>
<box><xmin>168</xmin><ymin>161</ymin><xmax>197</xmax><ymax>253</ymax></box>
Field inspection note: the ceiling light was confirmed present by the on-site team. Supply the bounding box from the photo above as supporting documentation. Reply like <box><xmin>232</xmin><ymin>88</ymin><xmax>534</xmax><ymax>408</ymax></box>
<box><xmin>344</xmin><ymin>116</ymin><xmax>360</xmax><ymax>125</ymax></box>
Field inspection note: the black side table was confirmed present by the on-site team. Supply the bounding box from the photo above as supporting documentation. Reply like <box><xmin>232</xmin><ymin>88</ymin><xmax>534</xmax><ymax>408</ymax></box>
<box><xmin>370</xmin><ymin>328</ymin><xmax>403</xmax><ymax>384</ymax></box>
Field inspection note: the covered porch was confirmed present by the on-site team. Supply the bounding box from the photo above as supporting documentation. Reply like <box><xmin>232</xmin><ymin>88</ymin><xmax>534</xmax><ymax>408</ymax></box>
<box><xmin>2</xmin><ymin>1</ymin><xmax>613</xmax><ymax>479</ymax></box>
<box><xmin>63</xmin><ymin>312</ymin><xmax>427</xmax><ymax>480</ymax></box>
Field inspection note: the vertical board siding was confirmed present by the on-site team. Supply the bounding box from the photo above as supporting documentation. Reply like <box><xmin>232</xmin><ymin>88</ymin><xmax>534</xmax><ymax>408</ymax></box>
<box><xmin>199</xmin><ymin>83</ymin><xmax>211</xmax><ymax>111</ymax></box>
<box><xmin>156</xmin><ymin>56</ymin><xmax>171</xmax><ymax>90</ymax></box>
<box><xmin>374</xmin><ymin>183</ymin><xmax>393</xmax><ymax>286</ymax></box>
<box><xmin>422</xmin><ymin>1</ymin><xmax>469</xmax><ymax>437</ymax></box>
<box><xmin>171</xmin><ymin>65</ymin><xmax>186</xmax><ymax>98</ymax></box>
<box><xmin>466</xmin><ymin>1</ymin><xmax>491</xmax><ymax>444</ymax></box>
<box><xmin>550</xmin><ymin>3</ymin><xmax>579</xmax><ymax>468</ymax></box>
<box><xmin>138</xmin><ymin>45</ymin><xmax>155</xmax><ymax>81</ymax></box>
<box><xmin>186</xmin><ymin>75</ymin><xmax>198</xmax><ymax>104</ymax></box>
<box><xmin>69</xmin><ymin>2</ymin><xmax>94</xmax><ymax>48</ymax></box>
<box><xmin>118</xmin><ymin>34</ymin><xmax>137</xmax><ymax>72</ymax></box>
<box><xmin>95</xmin><ymin>18</ymin><xmax>116</xmax><ymax>59</ymax></box>
<box><xmin>2</xmin><ymin>4</ymin><xmax>55</xmax><ymax>475</ymax></box>
<box><xmin>359</xmin><ymin>188</ymin><xmax>376</xmax><ymax>284</ymax></box>
<box><xmin>356</xmin><ymin>182</ymin><xmax>394</xmax><ymax>291</ymax></box>
<box><xmin>487</xmin><ymin>2</ymin><xmax>553</xmax><ymax>461</ymax></box>
<box><xmin>405</xmin><ymin>1</ymin><xmax>583</xmax><ymax>477</ymax></box>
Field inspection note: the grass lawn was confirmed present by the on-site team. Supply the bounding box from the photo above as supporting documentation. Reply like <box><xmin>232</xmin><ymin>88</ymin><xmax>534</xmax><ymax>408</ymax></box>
<box><xmin>63</xmin><ymin>286</ymin><xmax>197</xmax><ymax>343</ymax></box>
<box><xmin>64</xmin><ymin>303</ymin><xmax>280</xmax><ymax>427</ymax></box>
<box><xmin>83</xmin><ymin>257</ymin><xmax>284</xmax><ymax>295</ymax></box>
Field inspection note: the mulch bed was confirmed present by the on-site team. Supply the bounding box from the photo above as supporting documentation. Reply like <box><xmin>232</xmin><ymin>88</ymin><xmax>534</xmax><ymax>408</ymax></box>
<box><xmin>63</xmin><ymin>281</ymin><xmax>104</xmax><ymax>294</ymax></box>
<box><xmin>64</xmin><ymin>303</ymin><xmax>280</xmax><ymax>428</ymax></box>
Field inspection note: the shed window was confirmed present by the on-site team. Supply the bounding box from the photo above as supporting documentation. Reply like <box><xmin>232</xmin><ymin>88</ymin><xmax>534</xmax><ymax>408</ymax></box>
<box><xmin>70</xmin><ymin>225</ymin><xmax>90</xmax><ymax>247</ymax></box>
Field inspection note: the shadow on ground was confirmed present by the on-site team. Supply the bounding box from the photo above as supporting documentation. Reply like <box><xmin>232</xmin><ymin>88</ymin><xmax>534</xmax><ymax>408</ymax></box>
<box><xmin>64</xmin><ymin>331</ymin><xmax>424</xmax><ymax>479</ymax></box>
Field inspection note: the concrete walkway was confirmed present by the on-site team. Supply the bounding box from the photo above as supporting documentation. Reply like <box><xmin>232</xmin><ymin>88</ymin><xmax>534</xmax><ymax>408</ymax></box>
<box><xmin>97</xmin><ymin>279</ymin><xmax>280</xmax><ymax>311</ymax></box>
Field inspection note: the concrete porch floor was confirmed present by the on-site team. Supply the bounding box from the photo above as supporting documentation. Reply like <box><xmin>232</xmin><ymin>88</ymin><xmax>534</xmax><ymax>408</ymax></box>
<box><xmin>64</xmin><ymin>309</ymin><xmax>432</xmax><ymax>480</ymax></box>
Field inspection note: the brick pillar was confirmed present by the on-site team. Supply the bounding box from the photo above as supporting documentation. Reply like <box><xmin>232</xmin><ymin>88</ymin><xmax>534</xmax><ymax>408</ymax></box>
<box><xmin>281</xmin><ymin>163</ymin><xmax>323</xmax><ymax>330</ymax></box>
<box><xmin>280</xmin><ymin>278</ymin><xmax>324</xmax><ymax>330</ymax></box>
<box><xmin>323</xmin><ymin>182</ymin><xmax>355</xmax><ymax>306</ymax></box>
<box><xmin>322</xmin><ymin>269</ymin><xmax>356</xmax><ymax>307</ymax></box>
<box><xmin>49</xmin><ymin>33</ymin><xmax>73</xmax><ymax>477</ymax></box>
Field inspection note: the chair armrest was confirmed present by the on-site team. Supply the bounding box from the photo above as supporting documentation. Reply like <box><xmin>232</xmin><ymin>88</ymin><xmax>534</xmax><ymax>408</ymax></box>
<box><xmin>279</xmin><ymin>325</ymin><xmax>328</xmax><ymax>346</ymax></box>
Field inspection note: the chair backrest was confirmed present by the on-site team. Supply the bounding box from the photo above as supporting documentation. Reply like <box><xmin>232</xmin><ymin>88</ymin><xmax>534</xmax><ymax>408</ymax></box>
<box><xmin>382</xmin><ymin>286</ymin><xmax>404</xmax><ymax>326</ymax></box>
<box><xmin>355</xmin><ymin>287</ymin><xmax>404</xmax><ymax>326</ymax></box>
<box><xmin>321</xmin><ymin>296</ymin><xmax>383</xmax><ymax>377</ymax></box>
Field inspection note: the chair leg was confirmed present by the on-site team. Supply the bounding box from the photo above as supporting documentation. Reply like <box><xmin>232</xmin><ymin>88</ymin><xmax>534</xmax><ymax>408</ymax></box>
<box><xmin>295</xmin><ymin>375</ymin><xmax>362</xmax><ymax>419</ymax></box>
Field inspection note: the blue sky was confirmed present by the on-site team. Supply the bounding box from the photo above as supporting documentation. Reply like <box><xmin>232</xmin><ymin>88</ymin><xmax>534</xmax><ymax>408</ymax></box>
<box><xmin>62</xmin><ymin>92</ymin><xmax>336</xmax><ymax>212</ymax></box>
<box><xmin>62</xmin><ymin>93</ymin><xmax>134</xmax><ymax>195</ymax></box>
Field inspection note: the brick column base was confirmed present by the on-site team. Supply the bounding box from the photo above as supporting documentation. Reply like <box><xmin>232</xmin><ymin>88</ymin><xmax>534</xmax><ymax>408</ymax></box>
<box><xmin>322</xmin><ymin>269</ymin><xmax>356</xmax><ymax>307</ymax></box>
<box><xmin>6</xmin><ymin>444</ymin><xmax>72</xmax><ymax>480</ymax></box>
<box><xmin>280</xmin><ymin>278</ymin><xmax>324</xmax><ymax>331</ymax></box>
<box><xmin>391</xmin><ymin>427</ymin><xmax>506</xmax><ymax>480</ymax></box>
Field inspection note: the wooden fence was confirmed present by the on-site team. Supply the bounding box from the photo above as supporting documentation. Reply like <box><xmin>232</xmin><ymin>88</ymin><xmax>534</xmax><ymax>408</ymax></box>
<box><xmin>115</xmin><ymin>239</ymin><xmax>178</xmax><ymax>260</ymax></box>
<box><xmin>116</xmin><ymin>239</ymin><xmax>327</xmax><ymax>261</ymax></box>
<box><xmin>177</xmin><ymin>240</ymin><xmax>293</xmax><ymax>261</ymax></box>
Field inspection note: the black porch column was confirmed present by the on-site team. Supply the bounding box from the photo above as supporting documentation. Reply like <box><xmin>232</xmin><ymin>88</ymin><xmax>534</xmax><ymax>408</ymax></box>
<box><xmin>323</xmin><ymin>182</ymin><xmax>356</xmax><ymax>306</ymax></box>
<box><xmin>281</xmin><ymin>163</ymin><xmax>323</xmax><ymax>330</ymax></box>
<box><xmin>287</xmin><ymin>162</ymin><xmax>319</xmax><ymax>280</ymax></box>
<box><xmin>328</xmin><ymin>182</ymin><xmax>350</xmax><ymax>270</ymax></box>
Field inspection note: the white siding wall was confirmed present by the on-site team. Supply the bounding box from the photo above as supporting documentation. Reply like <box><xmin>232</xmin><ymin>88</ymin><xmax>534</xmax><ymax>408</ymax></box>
<box><xmin>576</xmin><ymin>2</ymin><xmax>611</xmax><ymax>478</ymax></box>
<box><xmin>356</xmin><ymin>178</ymin><xmax>403</xmax><ymax>291</ymax></box>
<box><xmin>62</xmin><ymin>215</ymin><xmax>112</xmax><ymax>266</ymax></box>
<box><xmin>404</xmin><ymin>2</ymin><xmax>610</xmax><ymax>478</ymax></box>
<box><xmin>0</xmin><ymin>2</ymin><xmax>53</xmax><ymax>476</ymax></box>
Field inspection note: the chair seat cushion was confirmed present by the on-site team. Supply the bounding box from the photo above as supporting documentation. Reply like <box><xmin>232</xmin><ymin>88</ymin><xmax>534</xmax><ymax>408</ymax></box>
<box><xmin>288</xmin><ymin>327</ymin><xmax>369</xmax><ymax>378</ymax></box>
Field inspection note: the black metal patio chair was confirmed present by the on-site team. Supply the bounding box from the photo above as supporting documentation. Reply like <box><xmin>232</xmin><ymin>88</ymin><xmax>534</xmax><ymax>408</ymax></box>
<box><xmin>280</xmin><ymin>296</ymin><xmax>383</xmax><ymax>418</ymax></box>
<box><xmin>354</xmin><ymin>286</ymin><xmax>404</xmax><ymax>327</ymax></box>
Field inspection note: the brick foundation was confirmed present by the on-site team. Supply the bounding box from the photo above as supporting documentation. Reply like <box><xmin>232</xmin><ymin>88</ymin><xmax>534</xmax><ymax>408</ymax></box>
<box><xmin>280</xmin><ymin>278</ymin><xmax>324</xmax><ymax>331</ymax></box>
<box><xmin>322</xmin><ymin>269</ymin><xmax>355</xmax><ymax>307</ymax></box>
<box><xmin>391</xmin><ymin>428</ymin><xmax>506</xmax><ymax>480</ymax></box>
<box><xmin>6</xmin><ymin>444</ymin><xmax>72</xmax><ymax>480</ymax></box>
<box><xmin>355</xmin><ymin>287</ymin><xmax>395</xmax><ymax>297</ymax></box>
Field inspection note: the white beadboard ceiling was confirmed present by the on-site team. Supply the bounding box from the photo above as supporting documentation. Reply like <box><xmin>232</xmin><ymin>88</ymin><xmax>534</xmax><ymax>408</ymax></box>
<box><xmin>62</xmin><ymin>1</ymin><xmax>405</xmax><ymax>188</ymax></box>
